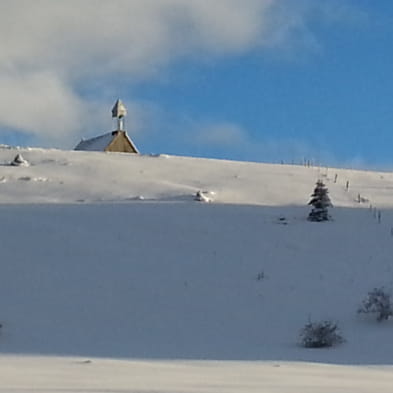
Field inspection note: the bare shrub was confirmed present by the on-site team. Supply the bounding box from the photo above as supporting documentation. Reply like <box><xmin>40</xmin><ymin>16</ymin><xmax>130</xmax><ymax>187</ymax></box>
<box><xmin>358</xmin><ymin>287</ymin><xmax>393</xmax><ymax>322</ymax></box>
<box><xmin>299</xmin><ymin>320</ymin><xmax>344</xmax><ymax>348</ymax></box>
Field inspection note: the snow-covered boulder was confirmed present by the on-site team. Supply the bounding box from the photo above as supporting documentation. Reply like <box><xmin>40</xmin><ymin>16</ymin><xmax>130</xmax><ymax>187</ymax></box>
<box><xmin>194</xmin><ymin>190</ymin><xmax>214</xmax><ymax>203</ymax></box>
<box><xmin>10</xmin><ymin>153</ymin><xmax>30</xmax><ymax>167</ymax></box>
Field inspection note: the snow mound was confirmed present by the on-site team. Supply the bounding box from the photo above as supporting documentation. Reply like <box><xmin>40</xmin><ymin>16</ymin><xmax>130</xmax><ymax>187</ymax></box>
<box><xmin>194</xmin><ymin>190</ymin><xmax>215</xmax><ymax>202</ymax></box>
<box><xmin>10</xmin><ymin>153</ymin><xmax>29</xmax><ymax>167</ymax></box>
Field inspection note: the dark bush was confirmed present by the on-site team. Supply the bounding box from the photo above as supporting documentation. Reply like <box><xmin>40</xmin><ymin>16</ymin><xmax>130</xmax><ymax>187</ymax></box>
<box><xmin>299</xmin><ymin>320</ymin><xmax>344</xmax><ymax>348</ymax></box>
<box><xmin>358</xmin><ymin>287</ymin><xmax>393</xmax><ymax>322</ymax></box>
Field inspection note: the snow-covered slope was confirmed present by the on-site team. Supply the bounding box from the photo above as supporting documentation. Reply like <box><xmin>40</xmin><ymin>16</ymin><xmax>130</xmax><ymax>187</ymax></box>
<box><xmin>1</xmin><ymin>356</ymin><xmax>392</xmax><ymax>393</ymax></box>
<box><xmin>1</xmin><ymin>146</ymin><xmax>393</xmax><ymax>392</ymax></box>
<box><xmin>2</xmin><ymin>202</ymin><xmax>393</xmax><ymax>364</ymax></box>
<box><xmin>1</xmin><ymin>146</ymin><xmax>393</xmax><ymax>208</ymax></box>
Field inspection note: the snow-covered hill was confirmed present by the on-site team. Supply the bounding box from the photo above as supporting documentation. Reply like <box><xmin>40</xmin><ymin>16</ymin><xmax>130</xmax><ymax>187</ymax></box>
<box><xmin>1</xmin><ymin>146</ymin><xmax>393</xmax><ymax>392</ymax></box>
<box><xmin>1</xmin><ymin>146</ymin><xmax>393</xmax><ymax>207</ymax></box>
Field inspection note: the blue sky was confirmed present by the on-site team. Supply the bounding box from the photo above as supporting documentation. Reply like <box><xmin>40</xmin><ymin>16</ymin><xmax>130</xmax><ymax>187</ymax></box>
<box><xmin>1</xmin><ymin>1</ymin><xmax>393</xmax><ymax>168</ymax></box>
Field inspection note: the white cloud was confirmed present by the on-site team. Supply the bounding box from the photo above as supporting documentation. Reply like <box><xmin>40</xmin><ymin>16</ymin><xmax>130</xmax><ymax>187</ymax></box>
<box><xmin>194</xmin><ymin>123</ymin><xmax>250</xmax><ymax>147</ymax></box>
<box><xmin>0</xmin><ymin>72</ymin><xmax>82</xmax><ymax>141</ymax></box>
<box><xmin>0</xmin><ymin>0</ymin><xmax>365</xmax><ymax>146</ymax></box>
<box><xmin>0</xmin><ymin>1</ymin><xmax>275</xmax><ymax>76</ymax></box>
<box><xmin>189</xmin><ymin>119</ymin><xmax>339</xmax><ymax>164</ymax></box>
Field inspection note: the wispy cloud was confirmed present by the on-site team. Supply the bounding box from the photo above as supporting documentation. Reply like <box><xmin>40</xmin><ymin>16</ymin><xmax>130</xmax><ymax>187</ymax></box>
<box><xmin>193</xmin><ymin>125</ymin><xmax>323</xmax><ymax>164</ymax></box>
<box><xmin>150</xmin><ymin>117</ymin><xmax>335</xmax><ymax>165</ymax></box>
<box><xmin>194</xmin><ymin>123</ymin><xmax>249</xmax><ymax>147</ymax></box>
<box><xmin>0</xmin><ymin>0</ymin><xmax>367</xmax><ymax>147</ymax></box>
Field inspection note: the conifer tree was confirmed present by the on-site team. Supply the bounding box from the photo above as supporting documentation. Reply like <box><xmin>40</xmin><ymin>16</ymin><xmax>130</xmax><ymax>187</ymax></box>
<box><xmin>307</xmin><ymin>180</ymin><xmax>332</xmax><ymax>222</ymax></box>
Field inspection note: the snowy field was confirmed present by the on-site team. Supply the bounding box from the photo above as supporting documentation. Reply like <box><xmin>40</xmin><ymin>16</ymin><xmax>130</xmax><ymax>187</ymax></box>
<box><xmin>1</xmin><ymin>146</ymin><xmax>393</xmax><ymax>392</ymax></box>
<box><xmin>1</xmin><ymin>356</ymin><xmax>392</xmax><ymax>393</ymax></box>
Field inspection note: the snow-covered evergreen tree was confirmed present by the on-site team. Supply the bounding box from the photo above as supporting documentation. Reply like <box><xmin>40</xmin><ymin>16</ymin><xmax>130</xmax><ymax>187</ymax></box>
<box><xmin>307</xmin><ymin>180</ymin><xmax>332</xmax><ymax>222</ymax></box>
